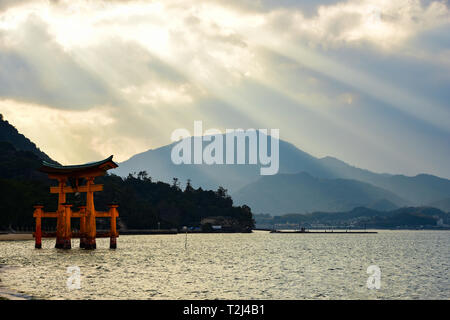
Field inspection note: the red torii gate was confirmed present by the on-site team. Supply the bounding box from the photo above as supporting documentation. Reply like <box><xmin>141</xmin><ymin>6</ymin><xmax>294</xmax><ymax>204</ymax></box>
<box><xmin>33</xmin><ymin>156</ymin><xmax>119</xmax><ymax>250</ymax></box>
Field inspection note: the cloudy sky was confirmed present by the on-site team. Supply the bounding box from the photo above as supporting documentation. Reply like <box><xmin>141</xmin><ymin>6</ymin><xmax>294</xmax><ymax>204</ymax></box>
<box><xmin>0</xmin><ymin>0</ymin><xmax>449</xmax><ymax>178</ymax></box>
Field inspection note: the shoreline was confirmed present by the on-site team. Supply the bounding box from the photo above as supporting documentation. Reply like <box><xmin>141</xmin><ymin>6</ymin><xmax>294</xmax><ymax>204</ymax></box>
<box><xmin>0</xmin><ymin>287</ymin><xmax>32</xmax><ymax>300</ymax></box>
<box><xmin>1</xmin><ymin>228</ymin><xmax>449</xmax><ymax>242</ymax></box>
<box><xmin>0</xmin><ymin>265</ymin><xmax>33</xmax><ymax>300</ymax></box>
<box><xmin>0</xmin><ymin>233</ymin><xmax>34</xmax><ymax>241</ymax></box>
<box><xmin>0</xmin><ymin>230</ymin><xmax>253</xmax><ymax>241</ymax></box>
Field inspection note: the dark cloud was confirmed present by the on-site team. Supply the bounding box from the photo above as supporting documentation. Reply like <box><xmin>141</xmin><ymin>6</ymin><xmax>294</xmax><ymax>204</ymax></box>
<box><xmin>0</xmin><ymin>0</ymin><xmax>33</xmax><ymax>13</ymax></box>
<box><xmin>412</xmin><ymin>22</ymin><xmax>450</xmax><ymax>51</ymax></box>
<box><xmin>317</xmin><ymin>42</ymin><xmax>450</xmax><ymax>114</ymax></box>
<box><xmin>250</xmin><ymin>45</ymin><xmax>450</xmax><ymax>178</ymax></box>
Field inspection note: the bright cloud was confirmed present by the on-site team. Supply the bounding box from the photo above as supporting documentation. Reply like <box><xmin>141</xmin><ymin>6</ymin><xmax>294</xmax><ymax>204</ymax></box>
<box><xmin>0</xmin><ymin>99</ymin><xmax>137</xmax><ymax>164</ymax></box>
<box><xmin>0</xmin><ymin>0</ymin><xmax>449</xmax><ymax>178</ymax></box>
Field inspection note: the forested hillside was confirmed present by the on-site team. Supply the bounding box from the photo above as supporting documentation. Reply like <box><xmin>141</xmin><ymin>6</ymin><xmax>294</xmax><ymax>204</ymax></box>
<box><xmin>0</xmin><ymin>117</ymin><xmax>254</xmax><ymax>231</ymax></box>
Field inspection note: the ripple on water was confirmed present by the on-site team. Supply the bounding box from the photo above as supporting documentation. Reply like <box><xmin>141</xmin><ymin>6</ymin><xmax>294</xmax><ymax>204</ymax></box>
<box><xmin>0</xmin><ymin>231</ymin><xmax>449</xmax><ymax>299</ymax></box>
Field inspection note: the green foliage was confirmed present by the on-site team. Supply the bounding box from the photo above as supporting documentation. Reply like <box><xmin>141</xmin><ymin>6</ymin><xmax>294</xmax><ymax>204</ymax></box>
<box><xmin>94</xmin><ymin>172</ymin><xmax>254</xmax><ymax>230</ymax></box>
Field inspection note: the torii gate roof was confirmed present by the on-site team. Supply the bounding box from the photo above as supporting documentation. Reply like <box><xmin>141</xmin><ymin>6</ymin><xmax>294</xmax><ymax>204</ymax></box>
<box><xmin>39</xmin><ymin>155</ymin><xmax>118</xmax><ymax>178</ymax></box>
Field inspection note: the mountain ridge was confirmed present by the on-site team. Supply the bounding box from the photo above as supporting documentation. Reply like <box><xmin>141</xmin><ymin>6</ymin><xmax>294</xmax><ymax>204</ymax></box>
<box><xmin>0</xmin><ymin>114</ymin><xmax>57</xmax><ymax>164</ymax></box>
<box><xmin>254</xmin><ymin>206</ymin><xmax>450</xmax><ymax>229</ymax></box>
<box><xmin>232</xmin><ymin>171</ymin><xmax>408</xmax><ymax>214</ymax></box>
<box><xmin>114</xmin><ymin>133</ymin><xmax>450</xmax><ymax>213</ymax></box>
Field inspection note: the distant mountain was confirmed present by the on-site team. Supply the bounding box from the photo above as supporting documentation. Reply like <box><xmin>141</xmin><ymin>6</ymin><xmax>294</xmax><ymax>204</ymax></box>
<box><xmin>232</xmin><ymin>172</ymin><xmax>407</xmax><ymax>214</ymax></box>
<box><xmin>428</xmin><ymin>197</ymin><xmax>450</xmax><ymax>212</ymax></box>
<box><xmin>0</xmin><ymin>114</ymin><xmax>57</xmax><ymax>164</ymax></box>
<box><xmin>0</xmin><ymin>141</ymin><xmax>49</xmax><ymax>181</ymax></box>
<box><xmin>317</xmin><ymin>157</ymin><xmax>450</xmax><ymax>206</ymax></box>
<box><xmin>365</xmin><ymin>199</ymin><xmax>399</xmax><ymax>211</ymax></box>
<box><xmin>114</xmin><ymin>133</ymin><xmax>331</xmax><ymax>192</ymax></box>
<box><xmin>0</xmin><ymin>117</ymin><xmax>61</xmax><ymax>228</ymax></box>
<box><xmin>255</xmin><ymin>206</ymin><xmax>450</xmax><ymax>229</ymax></box>
<box><xmin>114</xmin><ymin>132</ymin><xmax>450</xmax><ymax>214</ymax></box>
<box><xmin>0</xmin><ymin>141</ymin><xmax>57</xmax><ymax>229</ymax></box>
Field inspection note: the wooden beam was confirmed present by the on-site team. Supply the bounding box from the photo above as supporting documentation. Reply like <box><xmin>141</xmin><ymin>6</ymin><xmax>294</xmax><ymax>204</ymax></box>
<box><xmin>42</xmin><ymin>212</ymin><xmax>58</xmax><ymax>218</ymax></box>
<box><xmin>94</xmin><ymin>211</ymin><xmax>112</xmax><ymax>217</ymax></box>
<box><xmin>47</xmin><ymin>169</ymin><xmax>107</xmax><ymax>180</ymax></box>
<box><xmin>71</xmin><ymin>212</ymin><xmax>86</xmax><ymax>218</ymax></box>
<box><xmin>40</xmin><ymin>211</ymin><xmax>114</xmax><ymax>218</ymax></box>
<box><xmin>49</xmin><ymin>184</ymin><xmax>103</xmax><ymax>194</ymax></box>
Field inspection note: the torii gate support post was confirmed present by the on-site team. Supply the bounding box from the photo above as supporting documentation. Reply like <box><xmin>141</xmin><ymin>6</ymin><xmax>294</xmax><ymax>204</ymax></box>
<box><xmin>108</xmin><ymin>204</ymin><xmax>119</xmax><ymax>249</ymax></box>
<box><xmin>33</xmin><ymin>205</ymin><xmax>44</xmax><ymax>249</ymax></box>
<box><xmin>55</xmin><ymin>178</ymin><xmax>67</xmax><ymax>249</ymax></box>
<box><xmin>79</xmin><ymin>206</ymin><xmax>87</xmax><ymax>248</ymax></box>
<box><xmin>85</xmin><ymin>177</ymin><xmax>96</xmax><ymax>250</ymax></box>
<box><xmin>62</xmin><ymin>203</ymin><xmax>72</xmax><ymax>249</ymax></box>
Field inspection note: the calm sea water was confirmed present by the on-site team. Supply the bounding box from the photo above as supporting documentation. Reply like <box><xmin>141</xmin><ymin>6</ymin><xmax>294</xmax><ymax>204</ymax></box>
<box><xmin>0</xmin><ymin>230</ymin><xmax>449</xmax><ymax>299</ymax></box>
